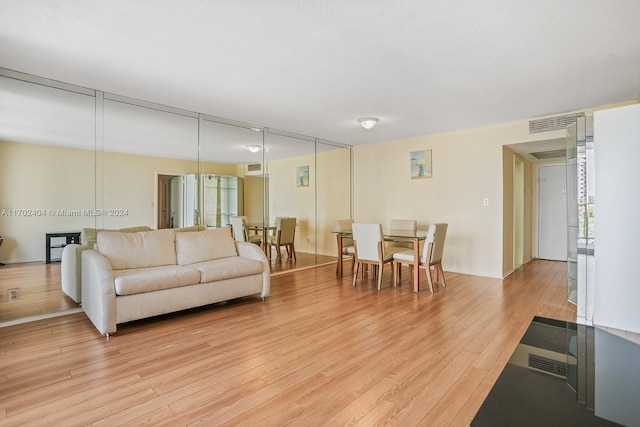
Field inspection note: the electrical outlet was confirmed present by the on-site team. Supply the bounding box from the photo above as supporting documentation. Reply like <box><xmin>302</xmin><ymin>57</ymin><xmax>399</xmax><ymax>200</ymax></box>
<box><xmin>8</xmin><ymin>288</ymin><xmax>20</xmax><ymax>301</ymax></box>
<box><xmin>483</xmin><ymin>198</ymin><xmax>490</xmax><ymax>207</ymax></box>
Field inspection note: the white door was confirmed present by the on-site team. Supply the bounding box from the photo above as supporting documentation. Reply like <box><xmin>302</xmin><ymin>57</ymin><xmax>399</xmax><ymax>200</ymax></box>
<box><xmin>185</xmin><ymin>174</ymin><xmax>199</xmax><ymax>226</ymax></box>
<box><xmin>169</xmin><ymin>176</ymin><xmax>184</xmax><ymax>228</ymax></box>
<box><xmin>538</xmin><ymin>164</ymin><xmax>567</xmax><ymax>261</ymax></box>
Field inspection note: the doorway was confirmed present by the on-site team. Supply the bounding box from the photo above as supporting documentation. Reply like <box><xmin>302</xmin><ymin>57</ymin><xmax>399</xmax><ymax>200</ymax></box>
<box><xmin>514</xmin><ymin>158</ymin><xmax>525</xmax><ymax>268</ymax></box>
<box><xmin>157</xmin><ymin>173</ymin><xmax>199</xmax><ymax>229</ymax></box>
<box><xmin>537</xmin><ymin>163</ymin><xmax>567</xmax><ymax>261</ymax></box>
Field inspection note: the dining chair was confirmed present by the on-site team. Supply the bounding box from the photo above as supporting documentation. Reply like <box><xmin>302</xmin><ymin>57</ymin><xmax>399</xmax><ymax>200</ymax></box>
<box><xmin>392</xmin><ymin>223</ymin><xmax>448</xmax><ymax>293</ymax></box>
<box><xmin>386</xmin><ymin>219</ymin><xmax>418</xmax><ymax>279</ymax></box>
<box><xmin>334</xmin><ymin>219</ymin><xmax>356</xmax><ymax>274</ymax></box>
<box><xmin>267</xmin><ymin>217</ymin><xmax>297</xmax><ymax>262</ymax></box>
<box><xmin>352</xmin><ymin>223</ymin><xmax>403</xmax><ymax>290</ymax></box>
<box><xmin>230</xmin><ymin>216</ymin><xmax>262</xmax><ymax>245</ymax></box>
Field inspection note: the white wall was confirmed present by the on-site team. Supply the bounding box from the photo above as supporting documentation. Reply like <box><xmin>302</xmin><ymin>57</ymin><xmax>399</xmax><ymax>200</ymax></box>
<box><xmin>593</xmin><ymin>103</ymin><xmax>640</xmax><ymax>335</ymax></box>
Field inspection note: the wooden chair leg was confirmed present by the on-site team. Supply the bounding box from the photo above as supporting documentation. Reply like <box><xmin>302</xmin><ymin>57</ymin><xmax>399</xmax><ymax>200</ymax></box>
<box><xmin>438</xmin><ymin>263</ymin><xmax>446</xmax><ymax>288</ymax></box>
<box><xmin>377</xmin><ymin>262</ymin><xmax>383</xmax><ymax>290</ymax></box>
<box><xmin>352</xmin><ymin>262</ymin><xmax>360</xmax><ymax>287</ymax></box>
<box><xmin>425</xmin><ymin>265</ymin><xmax>435</xmax><ymax>293</ymax></box>
<box><xmin>393</xmin><ymin>260</ymin><xmax>399</xmax><ymax>287</ymax></box>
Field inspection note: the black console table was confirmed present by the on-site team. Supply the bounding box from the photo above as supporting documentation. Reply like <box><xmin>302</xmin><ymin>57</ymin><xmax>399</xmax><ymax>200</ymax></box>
<box><xmin>45</xmin><ymin>232</ymin><xmax>80</xmax><ymax>264</ymax></box>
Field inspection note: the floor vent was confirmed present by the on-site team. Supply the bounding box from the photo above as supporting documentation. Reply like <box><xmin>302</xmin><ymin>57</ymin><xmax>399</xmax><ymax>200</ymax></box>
<box><xmin>529</xmin><ymin>113</ymin><xmax>585</xmax><ymax>133</ymax></box>
<box><xmin>529</xmin><ymin>353</ymin><xmax>567</xmax><ymax>378</ymax></box>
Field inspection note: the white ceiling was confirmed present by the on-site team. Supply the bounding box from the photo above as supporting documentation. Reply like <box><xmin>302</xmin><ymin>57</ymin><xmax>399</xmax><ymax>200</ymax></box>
<box><xmin>1</xmin><ymin>0</ymin><xmax>639</xmax><ymax>148</ymax></box>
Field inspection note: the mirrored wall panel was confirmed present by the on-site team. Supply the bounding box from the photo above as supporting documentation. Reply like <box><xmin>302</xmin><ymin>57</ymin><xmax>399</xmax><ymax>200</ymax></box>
<box><xmin>0</xmin><ymin>73</ymin><xmax>96</xmax><ymax>263</ymax></box>
<box><xmin>100</xmin><ymin>97</ymin><xmax>200</xmax><ymax>231</ymax></box>
<box><xmin>317</xmin><ymin>140</ymin><xmax>351</xmax><ymax>257</ymax></box>
<box><xmin>0</xmin><ymin>67</ymin><xmax>352</xmax><ymax>324</ymax></box>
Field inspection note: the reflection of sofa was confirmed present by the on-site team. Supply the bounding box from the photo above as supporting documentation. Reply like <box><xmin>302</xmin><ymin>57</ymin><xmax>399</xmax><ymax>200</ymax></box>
<box><xmin>61</xmin><ymin>226</ymin><xmax>153</xmax><ymax>303</ymax></box>
<box><xmin>81</xmin><ymin>227</ymin><xmax>270</xmax><ymax>336</ymax></box>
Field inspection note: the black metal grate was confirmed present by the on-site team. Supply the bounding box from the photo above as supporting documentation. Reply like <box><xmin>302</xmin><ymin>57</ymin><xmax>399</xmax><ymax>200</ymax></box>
<box><xmin>529</xmin><ymin>353</ymin><xmax>568</xmax><ymax>378</ymax></box>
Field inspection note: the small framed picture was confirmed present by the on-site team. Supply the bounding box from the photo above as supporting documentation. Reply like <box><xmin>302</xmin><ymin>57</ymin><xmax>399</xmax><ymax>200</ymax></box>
<box><xmin>410</xmin><ymin>149</ymin><xmax>432</xmax><ymax>179</ymax></box>
<box><xmin>297</xmin><ymin>165</ymin><xmax>309</xmax><ymax>187</ymax></box>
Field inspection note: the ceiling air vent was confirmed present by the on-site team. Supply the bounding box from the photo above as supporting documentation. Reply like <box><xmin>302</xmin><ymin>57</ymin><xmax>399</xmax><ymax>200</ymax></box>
<box><xmin>245</xmin><ymin>163</ymin><xmax>263</xmax><ymax>176</ymax></box>
<box><xmin>529</xmin><ymin>113</ymin><xmax>585</xmax><ymax>134</ymax></box>
<box><xmin>531</xmin><ymin>149</ymin><xmax>566</xmax><ymax>160</ymax></box>
<box><xmin>528</xmin><ymin>353</ymin><xmax>568</xmax><ymax>378</ymax></box>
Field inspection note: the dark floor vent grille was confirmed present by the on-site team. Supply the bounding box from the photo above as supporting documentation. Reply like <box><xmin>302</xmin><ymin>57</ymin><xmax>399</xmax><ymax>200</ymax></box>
<box><xmin>528</xmin><ymin>354</ymin><xmax>567</xmax><ymax>378</ymax></box>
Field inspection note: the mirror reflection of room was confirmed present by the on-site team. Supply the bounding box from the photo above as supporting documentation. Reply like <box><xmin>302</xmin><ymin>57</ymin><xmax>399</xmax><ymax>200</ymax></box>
<box><xmin>0</xmin><ymin>68</ymin><xmax>352</xmax><ymax>325</ymax></box>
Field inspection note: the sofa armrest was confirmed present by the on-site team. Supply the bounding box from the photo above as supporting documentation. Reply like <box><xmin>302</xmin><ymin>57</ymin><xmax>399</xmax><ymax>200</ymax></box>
<box><xmin>81</xmin><ymin>249</ymin><xmax>117</xmax><ymax>335</ymax></box>
<box><xmin>61</xmin><ymin>244</ymin><xmax>87</xmax><ymax>303</ymax></box>
<box><xmin>235</xmin><ymin>241</ymin><xmax>270</xmax><ymax>298</ymax></box>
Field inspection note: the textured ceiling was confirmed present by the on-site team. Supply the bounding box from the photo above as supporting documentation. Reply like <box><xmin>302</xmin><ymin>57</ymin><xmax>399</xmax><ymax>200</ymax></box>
<box><xmin>1</xmin><ymin>0</ymin><xmax>639</xmax><ymax>147</ymax></box>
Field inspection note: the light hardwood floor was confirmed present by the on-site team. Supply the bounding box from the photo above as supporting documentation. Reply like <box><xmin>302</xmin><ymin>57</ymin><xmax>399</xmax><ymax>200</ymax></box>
<box><xmin>0</xmin><ymin>262</ymin><xmax>78</xmax><ymax>322</ymax></box>
<box><xmin>0</xmin><ymin>252</ymin><xmax>336</xmax><ymax>323</ymax></box>
<box><xmin>0</xmin><ymin>259</ymin><xmax>574</xmax><ymax>426</ymax></box>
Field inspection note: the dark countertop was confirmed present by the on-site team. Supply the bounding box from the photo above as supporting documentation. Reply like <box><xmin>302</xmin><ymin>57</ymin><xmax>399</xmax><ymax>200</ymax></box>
<box><xmin>472</xmin><ymin>316</ymin><xmax>639</xmax><ymax>426</ymax></box>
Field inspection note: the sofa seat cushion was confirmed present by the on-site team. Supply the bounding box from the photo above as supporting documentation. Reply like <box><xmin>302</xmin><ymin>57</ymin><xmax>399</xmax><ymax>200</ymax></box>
<box><xmin>113</xmin><ymin>265</ymin><xmax>201</xmax><ymax>296</ymax></box>
<box><xmin>189</xmin><ymin>257</ymin><xmax>264</xmax><ymax>283</ymax></box>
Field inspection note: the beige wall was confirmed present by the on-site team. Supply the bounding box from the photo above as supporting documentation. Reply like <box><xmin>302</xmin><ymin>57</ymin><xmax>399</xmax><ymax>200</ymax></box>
<box><xmin>266</xmin><ymin>147</ymin><xmax>351</xmax><ymax>256</ymax></box>
<box><xmin>317</xmin><ymin>148</ymin><xmax>351</xmax><ymax>256</ymax></box>
<box><xmin>0</xmin><ymin>140</ymin><xmax>238</xmax><ymax>262</ymax></box>
<box><xmin>502</xmin><ymin>146</ymin><xmax>516</xmax><ymax>276</ymax></box>
<box><xmin>353</xmin><ymin>119</ymin><xmax>565</xmax><ymax>279</ymax></box>
<box><xmin>0</xmin><ymin>140</ymin><xmax>96</xmax><ymax>262</ymax></box>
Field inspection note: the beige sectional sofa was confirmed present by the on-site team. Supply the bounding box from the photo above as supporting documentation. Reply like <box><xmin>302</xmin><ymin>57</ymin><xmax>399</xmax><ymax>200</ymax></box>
<box><xmin>81</xmin><ymin>227</ymin><xmax>270</xmax><ymax>336</ymax></box>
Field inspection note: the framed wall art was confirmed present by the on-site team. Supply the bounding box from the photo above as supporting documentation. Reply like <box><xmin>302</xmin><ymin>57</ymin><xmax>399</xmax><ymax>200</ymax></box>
<box><xmin>410</xmin><ymin>149</ymin><xmax>432</xmax><ymax>179</ymax></box>
<box><xmin>297</xmin><ymin>165</ymin><xmax>309</xmax><ymax>187</ymax></box>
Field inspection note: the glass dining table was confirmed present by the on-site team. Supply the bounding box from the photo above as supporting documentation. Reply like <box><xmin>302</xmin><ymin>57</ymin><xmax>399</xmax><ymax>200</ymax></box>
<box><xmin>333</xmin><ymin>229</ymin><xmax>428</xmax><ymax>293</ymax></box>
<box><xmin>245</xmin><ymin>223</ymin><xmax>277</xmax><ymax>255</ymax></box>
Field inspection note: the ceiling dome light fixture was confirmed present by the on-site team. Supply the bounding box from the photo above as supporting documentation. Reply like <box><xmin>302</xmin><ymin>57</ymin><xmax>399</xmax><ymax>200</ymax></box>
<box><xmin>246</xmin><ymin>144</ymin><xmax>261</xmax><ymax>153</ymax></box>
<box><xmin>358</xmin><ymin>117</ymin><xmax>379</xmax><ymax>130</ymax></box>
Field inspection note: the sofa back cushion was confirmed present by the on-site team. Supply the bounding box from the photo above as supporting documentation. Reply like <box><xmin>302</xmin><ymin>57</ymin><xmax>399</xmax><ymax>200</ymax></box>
<box><xmin>83</xmin><ymin>226</ymin><xmax>152</xmax><ymax>250</ymax></box>
<box><xmin>98</xmin><ymin>229</ymin><xmax>176</xmax><ymax>270</ymax></box>
<box><xmin>174</xmin><ymin>225</ymin><xmax>206</xmax><ymax>233</ymax></box>
<box><xmin>175</xmin><ymin>228</ymin><xmax>237</xmax><ymax>265</ymax></box>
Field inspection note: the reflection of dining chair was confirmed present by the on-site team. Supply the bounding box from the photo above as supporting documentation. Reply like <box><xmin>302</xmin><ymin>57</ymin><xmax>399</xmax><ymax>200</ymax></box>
<box><xmin>352</xmin><ymin>223</ymin><xmax>402</xmax><ymax>290</ymax></box>
<box><xmin>230</xmin><ymin>216</ymin><xmax>261</xmax><ymax>245</ymax></box>
<box><xmin>334</xmin><ymin>219</ymin><xmax>356</xmax><ymax>274</ymax></box>
<box><xmin>267</xmin><ymin>217</ymin><xmax>297</xmax><ymax>262</ymax></box>
<box><xmin>392</xmin><ymin>223</ymin><xmax>448</xmax><ymax>293</ymax></box>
